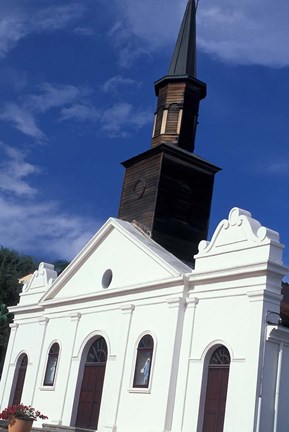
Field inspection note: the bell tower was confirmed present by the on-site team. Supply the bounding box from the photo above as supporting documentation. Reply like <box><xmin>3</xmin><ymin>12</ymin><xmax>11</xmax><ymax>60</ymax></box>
<box><xmin>152</xmin><ymin>0</ymin><xmax>205</xmax><ymax>152</ymax></box>
<box><xmin>118</xmin><ymin>0</ymin><xmax>220</xmax><ymax>267</ymax></box>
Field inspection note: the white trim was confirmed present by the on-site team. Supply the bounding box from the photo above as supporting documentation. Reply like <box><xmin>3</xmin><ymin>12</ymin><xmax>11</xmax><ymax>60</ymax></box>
<box><xmin>177</xmin><ymin>109</ymin><xmax>183</xmax><ymax>134</ymax></box>
<box><xmin>160</xmin><ymin>109</ymin><xmax>168</xmax><ymax>134</ymax></box>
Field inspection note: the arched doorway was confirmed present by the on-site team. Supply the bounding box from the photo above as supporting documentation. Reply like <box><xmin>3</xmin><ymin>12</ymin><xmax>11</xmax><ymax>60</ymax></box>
<box><xmin>12</xmin><ymin>354</ymin><xmax>28</xmax><ymax>405</ymax></box>
<box><xmin>202</xmin><ymin>346</ymin><xmax>231</xmax><ymax>432</ymax></box>
<box><xmin>75</xmin><ymin>337</ymin><xmax>107</xmax><ymax>429</ymax></box>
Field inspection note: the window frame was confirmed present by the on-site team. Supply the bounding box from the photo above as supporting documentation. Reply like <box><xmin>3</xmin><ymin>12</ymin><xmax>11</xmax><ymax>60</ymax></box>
<box><xmin>43</xmin><ymin>342</ymin><xmax>60</xmax><ymax>387</ymax></box>
<box><xmin>131</xmin><ymin>334</ymin><xmax>154</xmax><ymax>391</ymax></box>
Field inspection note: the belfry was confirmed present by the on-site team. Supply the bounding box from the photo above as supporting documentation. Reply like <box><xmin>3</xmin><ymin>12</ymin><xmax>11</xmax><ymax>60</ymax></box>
<box><xmin>118</xmin><ymin>0</ymin><xmax>220</xmax><ymax>266</ymax></box>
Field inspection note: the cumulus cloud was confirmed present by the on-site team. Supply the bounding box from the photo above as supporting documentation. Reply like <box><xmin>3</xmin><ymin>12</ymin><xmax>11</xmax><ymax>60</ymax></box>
<box><xmin>111</xmin><ymin>0</ymin><xmax>289</xmax><ymax>68</ymax></box>
<box><xmin>60</xmin><ymin>101</ymin><xmax>151</xmax><ymax>137</ymax></box>
<box><xmin>60</xmin><ymin>104</ymin><xmax>100</xmax><ymax>122</ymax></box>
<box><xmin>101</xmin><ymin>75</ymin><xmax>140</xmax><ymax>95</ymax></box>
<box><xmin>24</xmin><ymin>83</ymin><xmax>91</xmax><ymax>113</ymax></box>
<box><xmin>0</xmin><ymin>143</ymin><xmax>39</xmax><ymax>197</ymax></box>
<box><xmin>0</xmin><ymin>195</ymin><xmax>100</xmax><ymax>260</ymax></box>
<box><xmin>0</xmin><ymin>2</ymin><xmax>86</xmax><ymax>59</ymax></box>
<box><xmin>0</xmin><ymin>141</ymin><xmax>100</xmax><ymax>259</ymax></box>
<box><xmin>100</xmin><ymin>102</ymin><xmax>151</xmax><ymax>137</ymax></box>
<box><xmin>0</xmin><ymin>103</ymin><xmax>44</xmax><ymax>139</ymax></box>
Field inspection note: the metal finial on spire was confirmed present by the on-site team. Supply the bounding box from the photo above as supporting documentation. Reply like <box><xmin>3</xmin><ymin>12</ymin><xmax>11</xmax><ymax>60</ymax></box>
<box><xmin>168</xmin><ymin>0</ymin><xmax>197</xmax><ymax>77</ymax></box>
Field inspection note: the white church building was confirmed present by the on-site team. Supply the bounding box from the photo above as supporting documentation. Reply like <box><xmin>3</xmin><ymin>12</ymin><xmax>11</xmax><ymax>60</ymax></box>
<box><xmin>1</xmin><ymin>2</ymin><xmax>289</xmax><ymax>432</ymax></box>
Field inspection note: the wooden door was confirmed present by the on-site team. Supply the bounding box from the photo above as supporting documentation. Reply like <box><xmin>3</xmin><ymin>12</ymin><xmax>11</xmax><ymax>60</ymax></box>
<box><xmin>12</xmin><ymin>355</ymin><xmax>28</xmax><ymax>405</ymax></box>
<box><xmin>202</xmin><ymin>346</ymin><xmax>230</xmax><ymax>432</ymax></box>
<box><xmin>75</xmin><ymin>338</ymin><xmax>107</xmax><ymax>429</ymax></box>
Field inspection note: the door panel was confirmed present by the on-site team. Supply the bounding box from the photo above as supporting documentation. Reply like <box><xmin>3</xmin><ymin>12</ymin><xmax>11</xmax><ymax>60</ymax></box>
<box><xmin>76</xmin><ymin>364</ymin><xmax>106</xmax><ymax>429</ymax></box>
<box><xmin>203</xmin><ymin>367</ymin><xmax>229</xmax><ymax>432</ymax></box>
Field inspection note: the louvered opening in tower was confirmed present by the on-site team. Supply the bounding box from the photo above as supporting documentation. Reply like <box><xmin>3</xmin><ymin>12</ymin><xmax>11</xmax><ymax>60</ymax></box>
<box><xmin>166</xmin><ymin>104</ymin><xmax>180</xmax><ymax>134</ymax></box>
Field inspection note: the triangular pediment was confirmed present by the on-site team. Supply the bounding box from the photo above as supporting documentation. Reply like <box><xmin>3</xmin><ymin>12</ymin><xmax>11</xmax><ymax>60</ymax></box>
<box><xmin>41</xmin><ymin>218</ymin><xmax>191</xmax><ymax>303</ymax></box>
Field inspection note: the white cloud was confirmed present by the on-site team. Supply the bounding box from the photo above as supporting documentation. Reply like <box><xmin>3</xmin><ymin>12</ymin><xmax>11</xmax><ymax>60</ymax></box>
<box><xmin>60</xmin><ymin>101</ymin><xmax>151</xmax><ymax>137</ymax></box>
<box><xmin>0</xmin><ymin>83</ymin><xmax>92</xmax><ymax>139</ymax></box>
<box><xmin>0</xmin><ymin>2</ymin><xmax>85</xmax><ymax>58</ymax></box>
<box><xmin>0</xmin><ymin>195</ymin><xmax>99</xmax><ymax>260</ymax></box>
<box><xmin>60</xmin><ymin>104</ymin><xmax>100</xmax><ymax>122</ymax></box>
<box><xmin>0</xmin><ymin>143</ymin><xmax>39</xmax><ymax>197</ymax></box>
<box><xmin>101</xmin><ymin>102</ymin><xmax>151</xmax><ymax>137</ymax></box>
<box><xmin>0</xmin><ymin>103</ymin><xmax>44</xmax><ymax>139</ymax></box>
<box><xmin>261</xmin><ymin>161</ymin><xmax>289</xmax><ymax>175</ymax></box>
<box><xmin>0</xmin><ymin>140</ymin><xmax>101</xmax><ymax>259</ymax></box>
<box><xmin>73</xmin><ymin>27</ymin><xmax>96</xmax><ymax>37</ymax></box>
<box><xmin>111</xmin><ymin>0</ymin><xmax>289</xmax><ymax>68</ymax></box>
<box><xmin>101</xmin><ymin>75</ymin><xmax>140</xmax><ymax>94</ymax></box>
<box><xmin>25</xmin><ymin>83</ymin><xmax>91</xmax><ymax>113</ymax></box>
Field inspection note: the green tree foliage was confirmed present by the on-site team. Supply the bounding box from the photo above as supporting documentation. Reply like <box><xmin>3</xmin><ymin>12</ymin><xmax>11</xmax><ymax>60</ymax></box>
<box><xmin>0</xmin><ymin>247</ymin><xmax>38</xmax><ymax>307</ymax></box>
<box><xmin>53</xmin><ymin>259</ymin><xmax>70</xmax><ymax>275</ymax></box>
<box><xmin>0</xmin><ymin>247</ymin><xmax>38</xmax><ymax>376</ymax></box>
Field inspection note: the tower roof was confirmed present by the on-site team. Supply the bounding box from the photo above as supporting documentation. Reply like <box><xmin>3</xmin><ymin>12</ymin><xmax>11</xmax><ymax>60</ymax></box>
<box><xmin>168</xmin><ymin>0</ymin><xmax>196</xmax><ymax>77</ymax></box>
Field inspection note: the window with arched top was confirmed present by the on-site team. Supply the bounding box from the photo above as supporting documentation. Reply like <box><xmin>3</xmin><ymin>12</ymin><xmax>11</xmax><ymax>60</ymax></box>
<box><xmin>43</xmin><ymin>343</ymin><xmax>60</xmax><ymax>386</ymax></box>
<box><xmin>133</xmin><ymin>334</ymin><xmax>154</xmax><ymax>388</ymax></box>
<box><xmin>86</xmin><ymin>337</ymin><xmax>107</xmax><ymax>364</ymax></box>
<box><xmin>209</xmin><ymin>346</ymin><xmax>231</xmax><ymax>366</ymax></box>
<box><xmin>12</xmin><ymin>354</ymin><xmax>28</xmax><ymax>405</ymax></box>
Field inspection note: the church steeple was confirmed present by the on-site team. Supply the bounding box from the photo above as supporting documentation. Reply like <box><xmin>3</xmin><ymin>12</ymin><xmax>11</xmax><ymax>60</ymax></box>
<box><xmin>118</xmin><ymin>0</ymin><xmax>220</xmax><ymax>267</ymax></box>
<box><xmin>168</xmin><ymin>0</ymin><xmax>196</xmax><ymax>77</ymax></box>
<box><xmin>151</xmin><ymin>0</ymin><xmax>206</xmax><ymax>152</ymax></box>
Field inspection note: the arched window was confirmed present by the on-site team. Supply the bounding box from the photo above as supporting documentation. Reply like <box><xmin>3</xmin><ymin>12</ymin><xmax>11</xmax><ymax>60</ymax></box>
<box><xmin>86</xmin><ymin>337</ymin><xmax>107</xmax><ymax>364</ymax></box>
<box><xmin>133</xmin><ymin>334</ymin><xmax>154</xmax><ymax>388</ymax></box>
<box><xmin>43</xmin><ymin>343</ymin><xmax>59</xmax><ymax>386</ymax></box>
<box><xmin>12</xmin><ymin>354</ymin><xmax>28</xmax><ymax>404</ymax></box>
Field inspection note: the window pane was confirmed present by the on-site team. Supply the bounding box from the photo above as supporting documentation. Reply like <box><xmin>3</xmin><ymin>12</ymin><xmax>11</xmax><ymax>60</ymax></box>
<box><xmin>133</xmin><ymin>335</ymin><xmax>154</xmax><ymax>388</ymax></box>
<box><xmin>44</xmin><ymin>355</ymin><xmax>58</xmax><ymax>386</ymax></box>
<box><xmin>86</xmin><ymin>337</ymin><xmax>107</xmax><ymax>363</ymax></box>
<box><xmin>43</xmin><ymin>343</ymin><xmax>59</xmax><ymax>386</ymax></box>
<box><xmin>134</xmin><ymin>351</ymin><xmax>152</xmax><ymax>387</ymax></box>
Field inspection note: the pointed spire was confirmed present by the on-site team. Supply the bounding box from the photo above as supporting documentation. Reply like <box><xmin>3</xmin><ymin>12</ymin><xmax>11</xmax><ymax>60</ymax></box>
<box><xmin>168</xmin><ymin>0</ymin><xmax>196</xmax><ymax>77</ymax></box>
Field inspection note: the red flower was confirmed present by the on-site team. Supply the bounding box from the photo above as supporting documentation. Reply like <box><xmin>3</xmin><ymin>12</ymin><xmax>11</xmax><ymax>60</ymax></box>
<box><xmin>0</xmin><ymin>404</ymin><xmax>48</xmax><ymax>421</ymax></box>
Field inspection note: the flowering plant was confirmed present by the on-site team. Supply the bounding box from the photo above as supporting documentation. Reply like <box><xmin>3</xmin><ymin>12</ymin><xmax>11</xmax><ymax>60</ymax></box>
<box><xmin>0</xmin><ymin>404</ymin><xmax>48</xmax><ymax>421</ymax></box>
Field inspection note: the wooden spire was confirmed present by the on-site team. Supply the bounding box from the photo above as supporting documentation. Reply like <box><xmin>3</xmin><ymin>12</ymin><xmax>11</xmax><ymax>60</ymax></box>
<box><xmin>151</xmin><ymin>0</ymin><xmax>206</xmax><ymax>153</ymax></box>
<box><xmin>168</xmin><ymin>0</ymin><xmax>196</xmax><ymax>77</ymax></box>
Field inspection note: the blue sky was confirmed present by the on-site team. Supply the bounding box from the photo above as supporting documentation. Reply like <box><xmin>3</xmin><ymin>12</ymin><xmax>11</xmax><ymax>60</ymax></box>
<box><xmin>1</xmin><ymin>0</ymin><xmax>289</xmax><ymax>271</ymax></box>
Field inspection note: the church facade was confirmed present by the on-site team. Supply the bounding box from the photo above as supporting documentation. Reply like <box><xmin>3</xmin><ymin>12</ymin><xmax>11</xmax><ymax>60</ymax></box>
<box><xmin>1</xmin><ymin>2</ymin><xmax>289</xmax><ymax>432</ymax></box>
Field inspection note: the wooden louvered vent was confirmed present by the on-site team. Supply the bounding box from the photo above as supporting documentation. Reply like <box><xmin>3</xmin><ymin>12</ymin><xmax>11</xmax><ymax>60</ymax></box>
<box><xmin>166</xmin><ymin>104</ymin><xmax>180</xmax><ymax>134</ymax></box>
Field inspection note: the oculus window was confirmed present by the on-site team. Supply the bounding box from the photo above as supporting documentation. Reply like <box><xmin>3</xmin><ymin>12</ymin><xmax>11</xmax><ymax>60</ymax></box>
<box><xmin>43</xmin><ymin>343</ymin><xmax>59</xmax><ymax>386</ymax></box>
<box><xmin>133</xmin><ymin>335</ymin><xmax>154</xmax><ymax>388</ymax></box>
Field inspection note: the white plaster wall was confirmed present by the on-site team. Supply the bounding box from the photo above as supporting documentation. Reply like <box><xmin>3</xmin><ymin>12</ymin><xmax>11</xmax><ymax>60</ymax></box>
<box><xmin>276</xmin><ymin>344</ymin><xmax>289</xmax><ymax>432</ymax></box>
<box><xmin>0</xmin><ymin>316</ymin><xmax>46</xmax><ymax>410</ymax></box>
<box><xmin>53</xmin><ymin>228</ymin><xmax>178</xmax><ymax>301</ymax></box>
<box><xmin>176</xmin><ymin>288</ymin><xmax>263</xmax><ymax>432</ymax></box>
<box><xmin>1</xmin><ymin>209</ymin><xmax>287</xmax><ymax>432</ymax></box>
<box><xmin>115</xmin><ymin>300</ymin><xmax>183</xmax><ymax>432</ymax></box>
